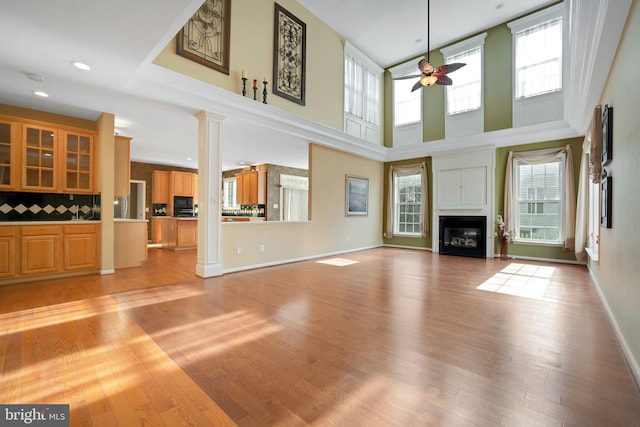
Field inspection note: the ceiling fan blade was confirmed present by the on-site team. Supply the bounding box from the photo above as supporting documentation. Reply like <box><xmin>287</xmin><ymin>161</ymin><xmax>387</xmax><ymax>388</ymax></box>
<box><xmin>393</xmin><ymin>74</ymin><xmax>423</xmax><ymax>80</ymax></box>
<box><xmin>411</xmin><ymin>80</ymin><xmax>424</xmax><ymax>92</ymax></box>
<box><xmin>435</xmin><ymin>62</ymin><xmax>466</xmax><ymax>75</ymax></box>
<box><xmin>436</xmin><ymin>74</ymin><xmax>453</xmax><ymax>85</ymax></box>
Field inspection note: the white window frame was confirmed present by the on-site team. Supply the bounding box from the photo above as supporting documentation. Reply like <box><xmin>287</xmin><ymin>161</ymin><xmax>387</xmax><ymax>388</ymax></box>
<box><xmin>508</xmin><ymin>3</ymin><xmax>564</xmax><ymax>127</ymax></box>
<box><xmin>389</xmin><ymin>58</ymin><xmax>424</xmax><ymax>147</ymax></box>
<box><xmin>222</xmin><ymin>177</ymin><xmax>237</xmax><ymax>209</ymax></box>
<box><xmin>513</xmin><ymin>153</ymin><xmax>565</xmax><ymax>245</ymax></box>
<box><xmin>440</xmin><ymin>32</ymin><xmax>487</xmax><ymax>138</ymax></box>
<box><xmin>393</xmin><ymin>171</ymin><xmax>423</xmax><ymax>237</ymax></box>
<box><xmin>344</xmin><ymin>41</ymin><xmax>383</xmax><ymax>145</ymax></box>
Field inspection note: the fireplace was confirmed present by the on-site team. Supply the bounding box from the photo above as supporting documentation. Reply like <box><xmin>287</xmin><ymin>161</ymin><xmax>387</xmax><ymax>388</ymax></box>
<box><xmin>439</xmin><ymin>216</ymin><xmax>487</xmax><ymax>259</ymax></box>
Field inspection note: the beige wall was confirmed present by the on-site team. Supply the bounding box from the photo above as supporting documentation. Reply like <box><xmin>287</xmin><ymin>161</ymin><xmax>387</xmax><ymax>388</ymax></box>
<box><xmin>154</xmin><ymin>0</ymin><xmax>345</xmax><ymax>131</ymax></box>
<box><xmin>221</xmin><ymin>144</ymin><xmax>384</xmax><ymax>270</ymax></box>
<box><xmin>589</xmin><ymin>0</ymin><xmax>640</xmax><ymax>378</ymax></box>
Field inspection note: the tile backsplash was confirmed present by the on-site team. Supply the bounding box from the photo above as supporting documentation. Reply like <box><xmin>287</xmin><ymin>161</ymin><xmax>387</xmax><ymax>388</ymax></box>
<box><xmin>0</xmin><ymin>192</ymin><xmax>101</xmax><ymax>221</ymax></box>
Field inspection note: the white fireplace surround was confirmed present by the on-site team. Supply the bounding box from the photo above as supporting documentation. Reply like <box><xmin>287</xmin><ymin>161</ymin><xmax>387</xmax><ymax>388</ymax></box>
<box><xmin>432</xmin><ymin>148</ymin><xmax>496</xmax><ymax>257</ymax></box>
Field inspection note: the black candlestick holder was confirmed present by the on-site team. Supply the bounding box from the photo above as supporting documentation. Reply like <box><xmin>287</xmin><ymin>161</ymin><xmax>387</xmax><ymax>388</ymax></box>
<box><xmin>262</xmin><ymin>80</ymin><xmax>268</xmax><ymax>104</ymax></box>
<box><xmin>253</xmin><ymin>86</ymin><xmax>257</xmax><ymax>100</ymax></box>
<box><xmin>241</xmin><ymin>77</ymin><xmax>247</xmax><ymax>96</ymax></box>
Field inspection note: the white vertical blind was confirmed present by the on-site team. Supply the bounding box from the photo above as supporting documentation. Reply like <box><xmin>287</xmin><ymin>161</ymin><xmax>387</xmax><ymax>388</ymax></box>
<box><xmin>446</xmin><ymin>47</ymin><xmax>481</xmax><ymax>114</ymax></box>
<box><xmin>344</xmin><ymin>50</ymin><xmax>381</xmax><ymax>126</ymax></box>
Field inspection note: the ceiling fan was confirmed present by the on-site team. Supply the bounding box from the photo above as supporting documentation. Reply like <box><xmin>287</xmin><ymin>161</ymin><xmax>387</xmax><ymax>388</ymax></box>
<box><xmin>393</xmin><ymin>0</ymin><xmax>466</xmax><ymax>91</ymax></box>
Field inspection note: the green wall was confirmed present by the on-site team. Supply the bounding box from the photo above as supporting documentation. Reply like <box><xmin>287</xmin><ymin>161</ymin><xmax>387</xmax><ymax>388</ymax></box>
<box><xmin>494</xmin><ymin>137</ymin><xmax>583</xmax><ymax>261</ymax></box>
<box><xmin>382</xmin><ymin>157</ymin><xmax>433</xmax><ymax>249</ymax></box>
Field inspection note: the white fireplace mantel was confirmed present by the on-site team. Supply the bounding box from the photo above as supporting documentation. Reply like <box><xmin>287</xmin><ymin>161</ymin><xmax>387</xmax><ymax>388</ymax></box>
<box><xmin>432</xmin><ymin>148</ymin><xmax>496</xmax><ymax>256</ymax></box>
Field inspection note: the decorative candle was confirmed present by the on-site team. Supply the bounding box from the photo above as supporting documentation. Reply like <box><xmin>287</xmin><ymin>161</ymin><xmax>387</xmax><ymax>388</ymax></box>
<box><xmin>242</xmin><ymin>69</ymin><xmax>247</xmax><ymax>79</ymax></box>
<box><xmin>263</xmin><ymin>77</ymin><xmax>267</xmax><ymax>83</ymax></box>
<box><xmin>253</xmin><ymin>79</ymin><xmax>257</xmax><ymax>89</ymax></box>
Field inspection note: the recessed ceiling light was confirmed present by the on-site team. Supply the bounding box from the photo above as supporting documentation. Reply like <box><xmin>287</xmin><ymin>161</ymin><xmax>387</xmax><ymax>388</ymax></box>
<box><xmin>26</xmin><ymin>73</ymin><xmax>45</xmax><ymax>83</ymax></box>
<box><xmin>71</xmin><ymin>61</ymin><xmax>91</xmax><ymax>71</ymax></box>
<box><xmin>33</xmin><ymin>90</ymin><xmax>49</xmax><ymax>98</ymax></box>
<box><xmin>495</xmin><ymin>3</ymin><xmax>505</xmax><ymax>10</ymax></box>
<box><xmin>186</xmin><ymin>157</ymin><xmax>193</xmax><ymax>161</ymax></box>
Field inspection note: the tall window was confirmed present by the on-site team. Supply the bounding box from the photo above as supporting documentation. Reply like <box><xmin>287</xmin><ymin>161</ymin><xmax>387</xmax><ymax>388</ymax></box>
<box><xmin>393</xmin><ymin>74</ymin><xmax>421</xmax><ymax>126</ymax></box>
<box><xmin>389</xmin><ymin>59</ymin><xmax>423</xmax><ymax>146</ymax></box>
<box><xmin>394</xmin><ymin>173</ymin><xmax>422</xmax><ymax>235</ymax></box>
<box><xmin>223</xmin><ymin>177</ymin><xmax>237</xmax><ymax>208</ymax></box>
<box><xmin>508</xmin><ymin>4</ymin><xmax>564</xmax><ymax>127</ymax></box>
<box><xmin>441</xmin><ymin>33</ymin><xmax>486</xmax><ymax>137</ymax></box>
<box><xmin>514</xmin><ymin>156</ymin><xmax>563</xmax><ymax>242</ymax></box>
<box><xmin>514</xmin><ymin>17</ymin><xmax>562</xmax><ymax>98</ymax></box>
<box><xmin>344</xmin><ymin>42</ymin><xmax>382</xmax><ymax>144</ymax></box>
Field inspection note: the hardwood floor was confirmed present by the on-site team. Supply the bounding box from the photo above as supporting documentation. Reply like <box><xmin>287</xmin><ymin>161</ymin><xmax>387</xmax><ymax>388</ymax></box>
<box><xmin>1</xmin><ymin>247</ymin><xmax>639</xmax><ymax>426</ymax></box>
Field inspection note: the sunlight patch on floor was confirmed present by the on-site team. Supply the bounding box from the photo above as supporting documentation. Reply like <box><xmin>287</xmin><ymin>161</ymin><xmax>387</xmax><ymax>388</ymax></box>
<box><xmin>476</xmin><ymin>263</ymin><xmax>555</xmax><ymax>300</ymax></box>
<box><xmin>317</xmin><ymin>258</ymin><xmax>359</xmax><ymax>267</ymax></box>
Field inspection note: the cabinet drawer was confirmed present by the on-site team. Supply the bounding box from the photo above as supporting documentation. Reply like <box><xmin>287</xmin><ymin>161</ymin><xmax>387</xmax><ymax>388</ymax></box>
<box><xmin>0</xmin><ymin>227</ymin><xmax>18</xmax><ymax>237</ymax></box>
<box><xmin>63</xmin><ymin>224</ymin><xmax>97</xmax><ymax>234</ymax></box>
<box><xmin>20</xmin><ymin>225</ymin><xmax>60</xmax><ymax>236</ymax></box>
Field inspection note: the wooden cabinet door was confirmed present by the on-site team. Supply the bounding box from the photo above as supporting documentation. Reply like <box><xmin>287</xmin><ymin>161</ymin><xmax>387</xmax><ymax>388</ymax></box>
<box><xmin>0</xmin><ymin>227</ymin><xmax>18</xmax><ymax>278</ymax></box>
<box><xmin>22</xmin><ymin>124</ymin><xmax>58</xmax><ymax>191</ymax></box>
<box><xmin>62</xmin><ymin>131</ymin><xmax>94</xmax><ymax>193</ymax></box>
<box><xmin>171</xmin><ymin>171</ymin><xmax>195</xmax><ymax>197</ymax></box>
<box><xmin>21</xmin><ymin>226</ymin><xmax>61</xmax><ymax>275</ymax></box>
<box><xmin>177</xmin><ymin>221</ymin><xmax>197</xmax><ymax>247</ymax></box>
<box><xmin>236</xmin><ymin>171</ymin><xmax>258</xmax><ymax>205</ymax></box>
<box><xmin>152</xmin><ymin>170</ymin><xmax>169</xmax><ymax>203</ymax></box>
<box><xmin>0</xmin><ymin>118</ymin><xmax>20</xmax><ymax>190</ymax></box>
<box><xmin>114</xmin><ymin>136</ymin><xmax>131</xmax><ymax>198</ymax></box>
<box><xmin>150</xmin><ymin>217</ymin><xmax>163</xmax><ymax>243</ymax></box>
<box><xmin>63</xmin><ymin>224</ymin><xmax>99</xmax><ymax>271</ymax></box>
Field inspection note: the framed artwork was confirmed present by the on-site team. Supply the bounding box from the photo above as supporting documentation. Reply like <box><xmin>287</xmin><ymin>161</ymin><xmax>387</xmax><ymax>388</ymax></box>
<box><xmin>601</xmin><ymin>104</ymin><xmax>613</xmax><ymax>166</ymax></box>
<box><xmin>273</xmin><ymin>3</ymin><xmax>306</xmax><ymax>105</ymax></box>
<box><xmin>346</xmin><ymin>175</ymin><xmax>369</xmax><ymax>216</ymax></box>
<box><xmin>176</xmin><ymin>0</ymin><xmax>231</xmax><ymax>75</ymax></box>
<box><xmin>600</xmin><ymin>174</ymin><xmax>612</xmax><ymax>228</ymax></box>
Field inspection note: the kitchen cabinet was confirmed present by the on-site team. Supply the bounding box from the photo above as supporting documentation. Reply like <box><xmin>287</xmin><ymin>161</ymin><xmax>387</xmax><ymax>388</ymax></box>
<box><xmin>0</xmin><ymin>118</ymin><xmax>20</xmax><ymax>190</ymax></box>
<box><xmin>114</xmin><ymin>220</ymin><xmax>147</xmax><ymax>268</ymax></box>
<box><xmin>236</xmin><ymin>171</ymin><xmax>265</xmax><ymax>205</ymax></box>
<box><xmin>20</xmin><ymin>225</ymin><xmax>61</xmax><ymax>276</ymax></box>
<box><xmin>0</xmin><ymin>114</ymin><xmax>98</xmax><ymax>193</ymax></box>
<box><xmin>161</xmin><ymin>218</ymin><xmax>197</xmax><ymax>250</ymax></box>
<box><xmin>62</xmin><ymin>130</ymin><xmax>94</xmax><ymax>193</ymax></box>
<box><xmin>63</xmin><ymin>224</ymin><xmax>100</xmax><ymax>271</ymax></box>
<box><xmin>171</xmin><ymin>171</ymin><xmax>195</xmax><ymax>197</ymax></box>
<box><xmin>150</xmin><ymin>216</ymin><xmax>163</xmax><ymax>243</ymax></box>
<box><xmin>0</xmin><ymin>227</ymin><xmax>18</xmax><ymax>278</ymax></box>
<box><xmin>114</xmin><ymin>135</ymin><xmax>131</xmax><ymax>198</ymax></box>
<box><xmin>152</xmin><ymin>170</ymin><xmax>169</xmax><ymax>203</ymax></box>
<box><xmin>22</xmin><ymin>124</ymin><xmax>58</xmax><ymax>191</ymax></box>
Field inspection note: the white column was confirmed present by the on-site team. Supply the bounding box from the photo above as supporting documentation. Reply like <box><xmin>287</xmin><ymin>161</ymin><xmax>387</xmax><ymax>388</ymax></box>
<box><xmin>195</xmin><ymin>110</ymin><xmax>224</xmax><ymax>277</ymax></box>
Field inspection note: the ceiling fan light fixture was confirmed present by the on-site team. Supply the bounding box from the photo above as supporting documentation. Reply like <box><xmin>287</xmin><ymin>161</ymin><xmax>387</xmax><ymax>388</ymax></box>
<box><xmin>422</xmin><ymin>76</ymin><xmax>438</xmax><ymax>87</ymax></box>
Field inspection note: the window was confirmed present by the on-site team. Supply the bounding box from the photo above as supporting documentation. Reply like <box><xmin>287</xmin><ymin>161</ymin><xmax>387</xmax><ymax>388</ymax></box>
<box><xmin>385</xmin><ymin>162</ymin><xmax>427</xmax><ymax>239</ymax></box>
<box><xmin>344</xmin><ymin>42</ymin><xmax>382</xmax><ymax>144</ymax></box>
<box><xmin>394</xmin><ymin>173</ymin><xmax>422</xmax><ymax>235</ymax></box>
<box><xmin>508</xmin><ymin>4</ymin><xmax>564</xmax><ymax>127</ymax></box>
<box><xmin>440</xmin><ymin>33</ymin><xmax>486</xmax><ymax>137</ymax></box>
<box><xmin>222</xmin><ymin>177</ymin><xmax>237</xmax><ymax>208</ymax></box>
<box><xmin>514</xmin><ymin>156</ymin><xmax>563</xmax><ymax>242</ymax></box>
<box><xmin>389</xmin><ymin>59</ymin><xmax>423</xmax><ymax>146</ymax></box>
<box><xmin>504</xmin><ymin>145</ymin><xmax>575</xmax><ymax>249</ymax></box>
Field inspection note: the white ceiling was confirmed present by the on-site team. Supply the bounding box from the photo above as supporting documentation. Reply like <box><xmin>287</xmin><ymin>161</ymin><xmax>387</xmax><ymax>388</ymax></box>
<box><xmin>0</xmin><ymin>0</ymin><xmax>572</xmax><ymax>172</ymax></box>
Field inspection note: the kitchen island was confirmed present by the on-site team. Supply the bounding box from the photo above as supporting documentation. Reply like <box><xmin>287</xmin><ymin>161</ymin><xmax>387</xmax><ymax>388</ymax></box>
<box><xmin>160</xmin><ymin>217</ymin><xmax>198</xmax><ymax>250</ymax></box>
<box><xmin>114</xmin><ymin>219</ymin><xmax>148</xmax><ymax>268</ymax></box>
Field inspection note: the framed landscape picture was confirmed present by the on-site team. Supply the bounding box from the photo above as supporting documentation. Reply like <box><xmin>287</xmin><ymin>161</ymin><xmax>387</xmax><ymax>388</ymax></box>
<box><xmin>346</xmin><ymin>175</ymin><xmax>369</xmax><ymax>216</ymax></box>
<box><xmin>273</xmin><ymin>3</ymin><xmax>306</xmax><ymax>105</ymax></box>
<box><xmin>601</xmin><ymin>104</ymin><xmax>613</xmax><ymax>166</ymax></box>
<box><xmin>176</xmin><ymin>0</ymin><xmax>231</xmax><ymax>75</ymax></box>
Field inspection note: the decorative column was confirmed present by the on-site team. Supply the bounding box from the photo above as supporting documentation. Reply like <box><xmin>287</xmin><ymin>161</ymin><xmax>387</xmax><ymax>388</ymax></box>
<box><xmin>194</xmin><ymin>110</ymin><xmax>224</xmax><ymax>277</ymax></box>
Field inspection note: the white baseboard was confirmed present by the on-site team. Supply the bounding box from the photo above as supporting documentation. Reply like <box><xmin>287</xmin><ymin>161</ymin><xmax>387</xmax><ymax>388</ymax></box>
<box><xmin>222</xmin><ymin>245</ymin><xmax>383</xmax><ymax>274</ymax></box>
<box><xmin>587</xmin><ymin>267</ymin><xmax>640</xmax><ymax>390</ymax></box>
<box><xmin>383</xmin><ymin>244</ymin><xmax>432</xmax><ymax>251</ymax></box>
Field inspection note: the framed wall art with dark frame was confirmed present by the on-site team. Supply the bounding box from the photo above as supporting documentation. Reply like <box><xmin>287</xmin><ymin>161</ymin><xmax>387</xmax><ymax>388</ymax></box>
<box><xmin>601</xmin><ymin>104</ymin><xmax>613</xmax><ymax>166</ymax></box>
<box><xmin>273</xmin><ymin>3</ymin><xmax>306</xmax><ymax>105</ymax></box>
<box><xmin>600</xmin><ymin>173</ymin><xmax>612</xmax><ymax>228</ymax></box>
<box><xmin>176</xmin><ymin>0</ymin><xmax>231</xmax><ymax>75</ymax></box>
<box><xmin>346</xmin><ymin>175</ymin><xmax>369</xmax><ymax>216</ymax></box>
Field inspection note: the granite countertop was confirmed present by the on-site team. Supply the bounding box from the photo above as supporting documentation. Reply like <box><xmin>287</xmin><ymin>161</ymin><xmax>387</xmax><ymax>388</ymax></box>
<box><xmin>0</xmin><ymin>220</ymin><xmax>102</xmax><ymax>226</ymax></box>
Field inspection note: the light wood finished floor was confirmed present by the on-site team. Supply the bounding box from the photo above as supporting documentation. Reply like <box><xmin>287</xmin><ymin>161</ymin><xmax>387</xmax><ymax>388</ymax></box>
<box><xmin>1</xmin><ymin>247</ymin><xmax>639</xmax><ymax>426</ymax></box>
